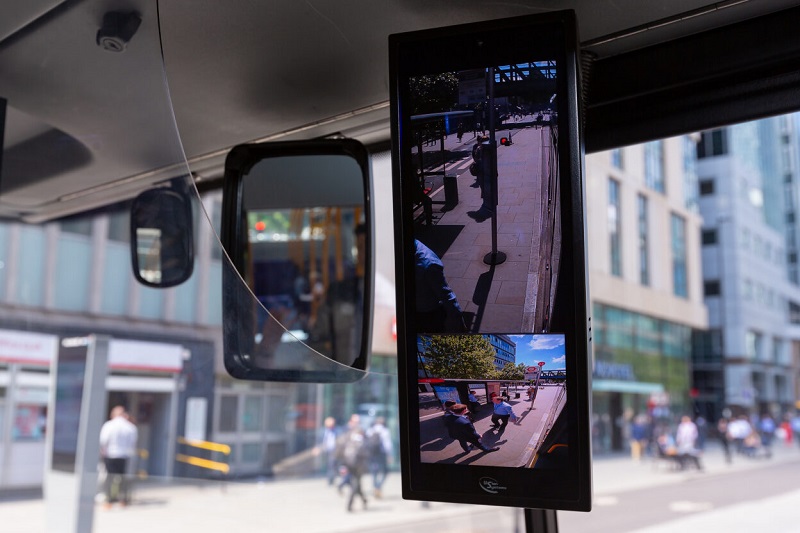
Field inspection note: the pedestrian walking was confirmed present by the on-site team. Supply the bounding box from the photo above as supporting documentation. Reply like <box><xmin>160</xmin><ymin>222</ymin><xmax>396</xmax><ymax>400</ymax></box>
<box><xmin>490</xmin><ymin>395</ymin><xmax>519</xmax><ymax>432</ymax></box>
<box><xmin>449</xmin><ymin>404</ymin><xmax>498</xmax><ymax>453</ymax></box>
<box><xmin>629</xmin><ymin>414</ymin><xmax>650</xmax><ymax>462</ymax></box>
<box><xmin>99</xmin><ymin>406</ymin><xmax>138</xmax><ymax>508</ymax></box>
<box><xmin>335</xmin><ymin>414</ymin><xmax>370</xmax><ymax>512</ymax></box>
<box><xmin>365</xmin><ymin>417</ymin><xmax>392</xmax><ymax>499</ymax></box>
<box><xmin>717</xmin><ymin>417</ymin><xmax>732</xmax><ymax>464</ymax></box>
<box><xmin>759</xmin><ymin>414</ymin><xmax>776</xmax><ymax>458</ymax></box>
<box><xmin>315</xmin><ymin>416</ymin><xmax>340</xmax><ymax>486</ymax></box>
<box><xmin>675</xmin><ymin>415</ymin><xmax>703</xmax><ymax>471</ymax></box>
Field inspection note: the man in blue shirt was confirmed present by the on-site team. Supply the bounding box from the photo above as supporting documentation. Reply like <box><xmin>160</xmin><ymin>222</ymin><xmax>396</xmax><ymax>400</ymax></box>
<box><xmin>490</xmin><ymin>395</ymin><xmax>519</xmax><ymax>432</ymax></box>
<box><xmin>414</xmin><ymin>239</ymin><xmax>467</xmax><ymax>333</ymax></box>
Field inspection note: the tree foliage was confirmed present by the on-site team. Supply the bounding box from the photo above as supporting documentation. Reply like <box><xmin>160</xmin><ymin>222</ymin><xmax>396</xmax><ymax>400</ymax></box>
<box><xmin>421</xmin><ymin>335</ymin><xmax>498</xmax><ymax>380</ymax></box>
<box><xmin>409</xmin><ymin>73</ymin><xmax>460</xmax><ymax>115</ymax></box>
<box><xmin>498</xmin><ymin>362</ymin><xmax>526</xmax><ymax>381</ymax></box>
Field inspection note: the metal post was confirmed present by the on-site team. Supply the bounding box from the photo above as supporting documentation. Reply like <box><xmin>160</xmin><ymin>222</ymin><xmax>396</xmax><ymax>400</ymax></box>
<box><xmin>484</xmin><ymin>66</ymin><xmax>506</xmax><ymax>265</ymax></box>
<box><xmin>524</xmin><ymin>508</ymin><xmax>559</xmax><ymax>533</ymax></box>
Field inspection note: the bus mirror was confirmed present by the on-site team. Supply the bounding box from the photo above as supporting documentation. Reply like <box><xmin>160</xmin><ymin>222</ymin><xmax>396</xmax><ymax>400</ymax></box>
<box><xmin>130</xmin><ymin>184</ymin><xmax>194</xmax><ymax>288</ymax></box>
<box><xmin>220</xmin><ymin>139</ymin><xmax>373</xmax><ymax>383</ymax></box>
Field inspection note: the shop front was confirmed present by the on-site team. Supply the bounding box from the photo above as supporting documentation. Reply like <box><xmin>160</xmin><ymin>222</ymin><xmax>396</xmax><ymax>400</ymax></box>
<box><xmin>0</xmin><ymin>329</ymin><xmax>187</xmax><ymax>489</ymax></box>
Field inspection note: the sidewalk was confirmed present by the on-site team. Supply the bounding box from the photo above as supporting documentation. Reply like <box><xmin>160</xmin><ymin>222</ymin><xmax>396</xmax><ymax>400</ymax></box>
<box><xmin>420</xmin><ymin>385</ymin><xmax>562</xmax><ymax>467</ymax></box>
<box><xmin>591</xmin><ymin>439</ymin><xmax>800</xmax><ymax>496</ymax></box>
<box><xmin>414</xmin><ymin>118</ymin><xmax>559</xmax><ymax>333</ymax></box>
<box><xmin>4</xmin><ymin>441</ymin><xmax>797</xmax><ymax>533</ymax></box>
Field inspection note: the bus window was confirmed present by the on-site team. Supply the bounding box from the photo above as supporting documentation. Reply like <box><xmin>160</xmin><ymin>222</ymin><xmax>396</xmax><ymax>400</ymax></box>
<box><xmin>1</xmin><ymin>2</ymin><xmax>800</xmax><ymax>533</ymax></box>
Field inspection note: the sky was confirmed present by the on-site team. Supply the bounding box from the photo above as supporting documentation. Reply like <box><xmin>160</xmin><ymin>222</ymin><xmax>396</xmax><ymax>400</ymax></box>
<box><xmin>509</xmin><ymin>334</ymin><xmax>566</xmax><ymax>370</ymax></box>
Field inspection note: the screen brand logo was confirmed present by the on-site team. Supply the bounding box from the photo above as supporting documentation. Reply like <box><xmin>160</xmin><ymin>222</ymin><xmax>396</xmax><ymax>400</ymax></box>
<box><xmin>479</xmin><ymin>477</ymin><xmax>507</xmax><ymax>494</ymax></box>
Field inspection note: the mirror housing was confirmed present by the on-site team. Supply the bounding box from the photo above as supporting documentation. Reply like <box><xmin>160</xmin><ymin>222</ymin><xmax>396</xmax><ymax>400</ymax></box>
<box><xmin>221</xmin><ymin>139</ymin><xmax>373</xmax><ymax>383</ymax></box>
<box><xmin>130</xmin><ymin>182</ymin><xmax>194</xmax><ymax>288</ymax></box>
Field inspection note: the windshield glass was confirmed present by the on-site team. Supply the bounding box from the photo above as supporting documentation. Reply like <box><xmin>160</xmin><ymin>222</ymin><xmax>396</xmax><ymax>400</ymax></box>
<box><xmin>0</xmin><ymin>4</ymin><xmax>799</xmax><ymax>533</ymax></box>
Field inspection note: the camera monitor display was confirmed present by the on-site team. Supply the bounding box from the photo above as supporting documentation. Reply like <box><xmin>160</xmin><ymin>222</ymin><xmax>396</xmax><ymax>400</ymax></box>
<box><xmin>390</xmin><ymin>12</ymin><xmax>591</xmax><ymax>511</ymax></box>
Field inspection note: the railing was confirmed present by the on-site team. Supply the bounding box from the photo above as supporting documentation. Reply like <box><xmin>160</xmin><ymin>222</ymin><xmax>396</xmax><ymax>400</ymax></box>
<box><xmin>534</xmin><ymin>383</ymin><xmax>567</xmax><ymax>454</ymax></box>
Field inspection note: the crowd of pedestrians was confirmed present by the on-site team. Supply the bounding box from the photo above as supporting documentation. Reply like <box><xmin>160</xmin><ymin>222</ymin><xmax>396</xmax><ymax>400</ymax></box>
<box><xmin>316</xmin><ymin>413</ymin><xmax>393</xmax><ymax>512</ymax></box>
<box><xmin>612</xmin><ymin>408</ymin><xmax>800</xmax><ymax>471</ymax></box>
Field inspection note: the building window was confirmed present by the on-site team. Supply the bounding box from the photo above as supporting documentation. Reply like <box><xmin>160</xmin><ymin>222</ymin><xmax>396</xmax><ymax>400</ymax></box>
<box><xmin>610</xmin><ymin>148</ymin><xmax>623</xmax><ymax>169</ymax></box>
<box><xmin>699</xmin><ymin>179</ymin><xmax>715</xmax><ymax>196</ymax></box>
<box><xmin>697</xmin><ymin>129</ymin><xmax>728</xmax><ymax>158</ymax></box>
<box><xmin>644</xmin><ymin>140</ymin><xmax>665</xmax><ymax>193</ymax></box>
<box><xmin>241</xmin><ymin>442</ymin><xmax>263</xmax><ymax>463</ymax></box>
<box><xmin>683</xmin><ymin>136</ymin><xmax>699</xmax><ymax>211</ymax></box>
<box><xmin>704</xmin><ymin>280</ymin><xmax>721</xmax><ymax>296</ymax></box>
<box><xmin>107</xmin><ymin>209</ymin><xmax>130</xmax><ymax>242</ymax></box>
<box><xmin>242</xmin><ymin>395</ymin><xmax>264</xmax><ymax>432</ymax></box>
<box><xmin>219</xmin><ymin>395</ymin><xmax>238</xmax><ymax>432</ymax></box>
<box><xmin>789</xmin><ymin>301</ymin><xmax>800</xmax><ymax>324</ymax></box>
<box><xmin>772</xmin><ymin>337</ymin><xmax>784</xmax><ymax>364</ymax></box>
<box><xmin>608</xmin><ymin>178</ymin><xmax>622</xmax><ymax>277</ymax></box>
<box><xmin>745</xmin><ymin>331</ymin><xmax>764</xmax><ymax>360</ymax></box>
<box><xmin>60</xmin><ymin>216</ymin><xmax>93</xmax><ymax>236</ymax></box>
<box><xmin>742</xmin><ymin>279</ymin><xmax>753</xmax><ymax>300</ymax></box>
<box><xmin>692</xmin><ymin>329</ymin><xmax>723</xmax><ymax>362</ymax></box>
<box><xmin>637</xmin><ymin>194</ymin><xmax>649</xmax><ymax>285</ymax></box>
<box><xmin>701</xmin><ymin>229</ymin><xmax>717</xmax><ymax>245</ymax></box>
<box><xmin>671</xmin><ymin>213</ymin><xmax>688</xmax><ymax>298</ymax></box>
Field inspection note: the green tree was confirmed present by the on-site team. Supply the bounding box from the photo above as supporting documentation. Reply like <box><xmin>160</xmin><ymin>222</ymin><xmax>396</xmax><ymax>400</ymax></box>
<box><xmin>498</xmin><ymin>362</ymin><xmax>525</xmax><ymax>381</ymax></box>
<box><xmin>421</xmin><ymin>335</ymin><xmax>497</xmax><ymax>379</ymax></box>
<box><xmin>409</xmin><ymin>73</ymin><xmax>460</xmax><ymax>115</ymax></box>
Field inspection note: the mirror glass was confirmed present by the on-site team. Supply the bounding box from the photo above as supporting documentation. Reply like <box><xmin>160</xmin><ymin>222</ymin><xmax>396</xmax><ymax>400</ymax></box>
<box><xmin>223</xmin><ymin>144</ymin><xmax>372</xmax><ymax>382</ymax></box>
<box><xmin>130</xmin><ymin>186</ymin><xmax>194</xmax><ymax>287</ymax></box>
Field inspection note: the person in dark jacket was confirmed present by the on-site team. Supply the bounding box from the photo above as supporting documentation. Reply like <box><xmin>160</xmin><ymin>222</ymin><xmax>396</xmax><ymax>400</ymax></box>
<box><xmin>449</xmin><ymin>404</ymin><xmax>498</xmax><ymax>453</ymax></box>
<box><xmin>414</xmin><ymin>240</ymin><xmax>467</xmax><ymax>332</ymax></box>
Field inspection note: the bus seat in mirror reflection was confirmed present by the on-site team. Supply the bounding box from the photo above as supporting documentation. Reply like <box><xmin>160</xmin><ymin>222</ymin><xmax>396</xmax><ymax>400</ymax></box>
<box><xmin>245</xmin><ymin>206</ymin><xmax>365</xmax><ymax>366</ymax></box>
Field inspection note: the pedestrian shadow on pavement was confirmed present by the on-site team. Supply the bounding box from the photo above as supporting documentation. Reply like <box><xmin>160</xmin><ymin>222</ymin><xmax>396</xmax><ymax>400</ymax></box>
<box><xmin>437</xmin><ymin>441</ymin><xmax>508</xmax><ymax>465</ymax></box>
<box><xmin>420</xmin><ymin>437</ymin><xmax>453</xmax><ymax>452</ymax></box>
<box><xmin>470</xmin><ymin>266</ymin><xmax>495</xmax><ymax>332</ymax></box>
<box><xmin>516</xmin><ymin>410</ymin><xmax>533</xmax><ymax>423</ymax></box>
<box><xmin>479</xmin><ymin>432</ymin><xmax>509</xmax><ymax>448</ymax></box>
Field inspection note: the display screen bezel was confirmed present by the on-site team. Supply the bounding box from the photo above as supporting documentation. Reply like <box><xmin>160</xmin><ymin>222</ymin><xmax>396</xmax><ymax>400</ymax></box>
<box><xmin>389</xmin><ymin>11</ymin><xmax>591</xmax><ymax>511</ymax></box>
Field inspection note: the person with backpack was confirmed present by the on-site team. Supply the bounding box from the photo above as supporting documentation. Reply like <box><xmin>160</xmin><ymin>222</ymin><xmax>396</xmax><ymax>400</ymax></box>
<box><xmin>335</xmin><ymin>414</ymin><xmax>370</xmax><ymax>512</ymax></box>
<box><xmin>365</xmin><ymin>417</ymin><xmax>393</xmax><ymax>499</ymax></box>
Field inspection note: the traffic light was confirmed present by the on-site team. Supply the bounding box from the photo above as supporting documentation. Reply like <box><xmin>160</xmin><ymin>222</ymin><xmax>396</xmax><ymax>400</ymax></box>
<box><xmin>500</xmin><ymin>136</ymin><xmax>512</xmax><ymax>146</ymax></box>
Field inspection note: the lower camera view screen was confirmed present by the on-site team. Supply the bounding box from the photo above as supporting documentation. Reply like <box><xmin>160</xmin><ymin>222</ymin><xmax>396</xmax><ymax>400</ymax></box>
<box><xmin>418</xmin><ymin>333</ymin><xmax>566</xmax><ymax>466</ymax></box>
<box><xmin>390</xmin><ymin>12</ymin><xmax>591</xmax><ymax>511</ymax></box>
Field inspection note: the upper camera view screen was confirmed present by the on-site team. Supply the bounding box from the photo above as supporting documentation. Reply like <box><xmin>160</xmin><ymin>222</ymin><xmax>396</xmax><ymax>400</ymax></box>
<box><xmin>408</xmin><ymin>62</ymin><xmax>560</xmax><ymax>335</ymax></box>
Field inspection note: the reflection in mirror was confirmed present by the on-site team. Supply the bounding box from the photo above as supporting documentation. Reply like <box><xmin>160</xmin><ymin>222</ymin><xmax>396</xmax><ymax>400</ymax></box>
<box><xmin>245</xmin><ymin>205</ymin><xmax>365</xmax><ymax>362</ymax></box>
<box><xmin>222</xmin><ymin>141</ymin><xmax>372</xmax><ymax>382</ymax></box>
<box><xmin>130</xmin><ymin>185</ymin><xmax>194</xmax><ymax>288</ymax></box>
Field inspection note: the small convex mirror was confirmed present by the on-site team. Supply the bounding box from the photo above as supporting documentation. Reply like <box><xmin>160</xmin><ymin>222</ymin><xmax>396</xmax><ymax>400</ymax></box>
<box><xmin>130</xmin><ymin>184</ymin><xmax>194</xmax><ymax>288</ymax></box>
<box><xmin>221</xmin><ymin>139</ymin><xmax>373</xmax><ymax>383</ymax></box>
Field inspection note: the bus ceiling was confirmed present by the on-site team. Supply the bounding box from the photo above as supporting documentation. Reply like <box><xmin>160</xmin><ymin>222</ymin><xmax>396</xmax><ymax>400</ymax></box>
<box><xmin>2</xmin><ymin>0</ymin><xmax>800</xmax><ymax>221</ymax></box>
